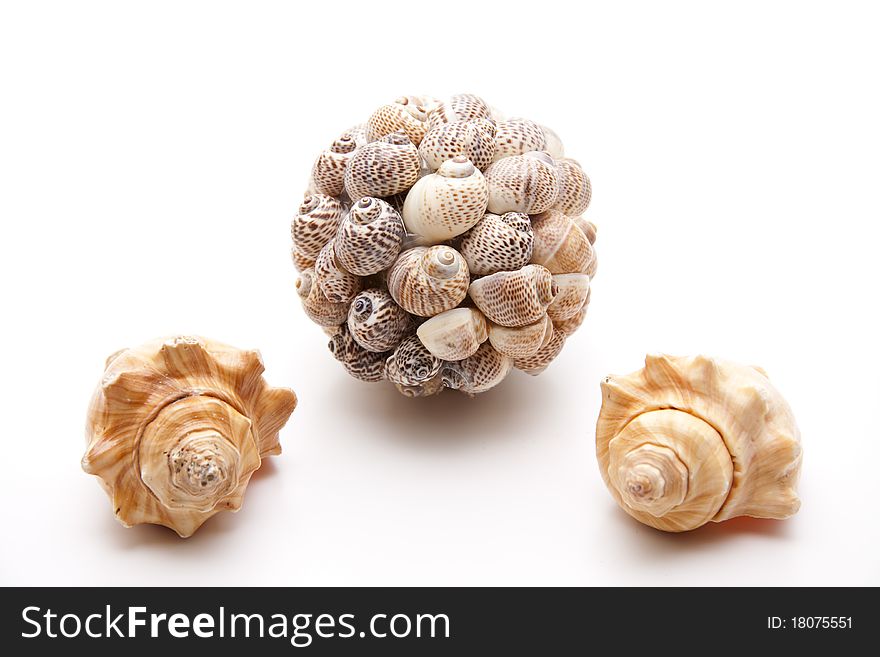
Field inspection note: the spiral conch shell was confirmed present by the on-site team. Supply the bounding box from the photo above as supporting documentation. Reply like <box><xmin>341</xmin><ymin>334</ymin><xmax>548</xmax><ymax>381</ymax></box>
<box><xmin>82</xmin><ymin>336</ymin><xmax>297</xmax><ymax>537</ymax></box>
<box><xmin>402</xmin><ymin>156</ymin><xmax>489</xmax><ymax>242</ymax></box>
<box><xmin>484</xmin><ymin>151</ymin><xmax>559</xmax><ymax>215</ymax></box>
<box><xmin>597</xmin><ymin>354</ymin><xmax>803</xmax><ymax>532</ymax></box>
<box><xmin>344</xmin><ymin>132</ymin><xmax>420</xmax><ymax>200</ymax></box>
<box><xmin>387</xmin><ymin>245</ymin><xmax>470</xmax><ymax>316</ymax></box>
<box><xmin>468</xmin><ymin>264</ymin><xmax>556</xmax><ymax>327</ymax></box>
<box><xmin>458</xmin><ymin>212</ymin><xmax>534</xmax><ymax>276</ymax></box>
<box><xmin>334</xmin><ymin>197</ymin><xmax>405</xmax><ymax>276</ymax></box>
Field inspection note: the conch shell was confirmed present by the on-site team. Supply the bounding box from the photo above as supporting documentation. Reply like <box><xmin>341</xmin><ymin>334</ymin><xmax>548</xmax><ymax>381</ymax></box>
<box><xmin>402</xmin><ymin>156</ymin><xmax>489</xmax><ymax>242</ymax></box>
<box><xmin>468</xmin><ymin>264</ymin><xmax>556</xmax><ymax>327</ymax></box>
<box><xmin>344</xmin><ymin>132</ymin><xmax>420</xmax><ymax>200</ymax></box>
<box><xmin>366</xmin><ymin>97</ymin><xmax>431</xmax><ymax>145</ymax></box>
<box><xmin>387</xmin><ymin>245</ymin><xmax>470</xmax><ymax>317</ymax></box>
<box><xmin>416</xmin><ymin>307</ymin><xmax>488</xmax><ymax>361</ymax></box>
<box><xmin>82</xmin><ymin>336</ymin><xmax>297</xmax><ymax>537</ymax></box>
<box><xmin>458</xmin><ymin>212</ymin><xmax>534</xmax><ymax>276</ymax></box>
<box><xmin>484</xmin><ymin>151</ymin><xmax>559</xmax><ymax>215</ymax></box>
<box><xmin>597</xmin><ymin>354</ymin><xmax>803</xmax><ymax>532</ymax></box>
<box><xmin>334</xmin><ymin>197</ymin><xmax>405</xmax><ymax>276</ymax></box>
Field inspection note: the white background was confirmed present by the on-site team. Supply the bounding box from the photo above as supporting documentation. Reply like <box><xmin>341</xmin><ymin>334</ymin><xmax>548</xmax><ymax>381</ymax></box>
<box><xmin>1</xmin><ymin>0</ymin><xmax>877</xmax><ymax>586</ymax></box>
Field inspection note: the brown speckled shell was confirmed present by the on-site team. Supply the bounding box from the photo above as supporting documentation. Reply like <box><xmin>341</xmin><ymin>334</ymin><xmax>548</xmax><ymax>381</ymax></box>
<box><xmin>513</xmin><ymin>326</ymin><xmax>566</xmax><ymax>375</ymax></box>
<box><xmin>311</xmin><ymin>131</ymin><xmax>358</xmax><ymax>197</ymax></box>
<box><xmin>328</xmin><ymin>325</ymin><xmax>388</xmax><ymax>382</ymax></box>
<box><xmin>366</xmin><ymin>98</ymin><xmax>430</xmax><ymax>145</ymax></box>
<box><xmin>546</xmin><ymin>273</ymin><xmax>590</xmax><ymax>322</ymax></box>
<box><xmin>530</xmin><ymin>209</ymin><xmax>593</xmax><ymax>274</ymax></box>
<box><xmin>419</xmin><ymin>118</ymin><xmax>497</xmax><ymax>171</ymax></box>
<box><xmin>487</xmin><ymin>314</ymin><xmax>553</xmax><ymax>359</ymax></box>
<box><xmin>426</xmin><ymin>93</ymin><xmax>491</xmax><ymax>130</ymax></box>
<box><xmin>344</xmin><ymin>132</ymin><xmax>420</xmax><ymax>200</ymax></box>
<box><xmin>468</xmin><ymin>264</ymin><xmax>556</xmax><ymax>327</ymax></box>
<box><xmin>314</xmin><ymin>239</ymin><xmax>363</xmax><ymax>303</ymax></box>
<box><xmin>334</xmin><ymin>197</ymin><xmax>405</xmax><ymax>276</ymax></box>
<box><xmin>385</xmin><ymin>335</ymin><xmax>443</xmax><ymax>387</ymax></box>
<box><xmin>291</xmin><ymin>194</ymin><xmax>345</xmax><ymax>260</ymax></box>
<box><xmin>387</xmin><ymin>245</ymin><xmax>470</xmax><ymax>317</ymax></box>
<box><xmin>552</xmin><ymin>158</ymin><xmax>592</xmax><ymax>216</ymax></box>
<box><xmin>442</xmin><ymin>342</ymin><xmax>513</xmax><ymax>394</ymax></box>
<box><xmin>492</xmin><ymin>118</ymin><xmax>547</xmax><ymax>161</ymax></box>
<box><xmin>484</xmin><ymin>152</ymin><xmax>559</xmax><ymax>215</ymax></box>
<box><xmin>296</xmin><ymin>268</ymin><xmax>349</xmax><ymax>327</ymax></box>
<box><xmin>458</xmin><ymin>212</ymin><xmax>533</xmax><ymax>276</ymax></box>
<box><xmin>347</xmin><ymin>288</ymin><xmax>412</xmax><ymax>353</ymax></box>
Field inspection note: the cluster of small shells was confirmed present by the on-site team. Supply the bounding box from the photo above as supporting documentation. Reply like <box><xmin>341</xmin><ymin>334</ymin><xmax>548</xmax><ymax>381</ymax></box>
<box><xmin>293</xmin><ymin>94</ymin><xmax>597</xmax><ymax>397</ymax></box>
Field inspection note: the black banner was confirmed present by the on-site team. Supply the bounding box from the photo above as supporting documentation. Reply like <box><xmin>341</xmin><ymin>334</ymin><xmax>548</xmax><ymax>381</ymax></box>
<box><xmin>0</xmin><ymin>587</ymin><xmax>871</xmax><ymax>653</ymax></box>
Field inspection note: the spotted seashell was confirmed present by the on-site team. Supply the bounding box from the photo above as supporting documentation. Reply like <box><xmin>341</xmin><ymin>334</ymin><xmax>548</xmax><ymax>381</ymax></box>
<box><xmin>442</xmin><ymin>342</ymin><xmax>513</xmax><ymax>395</ymax></box>
<box><xmin>513</xmin><ymin>326</ymin><xmax>565</xmax><ymax>375</ymax></box>
<box><xmin>402</xmin><ymin>156</ymin><xmax>489</xmax><ymax>242</ymax></box>
<box><xmin>468</xmin><ymin>264</ymin><xmax>556</xmax><ymax>328</ymax></box>
<box><xmin>311</xmin><ymin>131</ymin><xmax>358</xmax><ymax>197</ymax></box>
<box><xmin>314</xmin><ymin>239</ymin><xmax>362</xmax><ymax>303</ymax></box>
<box><xmin>419</xmin><ymin>119</ymin><xmax>497</xmax><ymax>171</ymax></box>
<box><xmin>296</xmin><ymin>268</ymin><xmax>349</xmax><ymax>327</ymax></box>
<box><xmin>552</xmin><ymin>158</ymin><xmax>592</xmax><ymax>216</ymax></box>
<box><xmin>492</xmin><ymin>118</ymin><xmax>547</xmax><ymax>162</ymax></box>
<box><xmin>541</xmin><ymin>125</ymin><xmax>565</xmax><ymax>159</ymax></box>
<box><xmin>366</xmin><ymin>97</ymin><xmax>431</xmax><ymax>145</ymax></box>
<box><xmin>347</xmin><ymin>288</ymin><xmax>412</xmax><ymax>353</ymax></box>
<box><xmin>328</xmin><ymin>325</ymin><xmax>388</xmax><ymax>382</ymax></box>
<box><xmin>416</xmin><ymin>307</ymin><xmax>488</xmax><ymax>361</ymax></box>
<box><xmin>344</xmin><ymin>132</ymin><xmax>420</xmax><ymax>200</ymax></box>
<box><xmin>291</xmin><ymin>194</ymin><xmax>345</xmax><ymax>260</ymax></box>
<box><xmin>334</xmin><ymin>197</ymin><xmax>405</xmax><ymax>276</ymax></box>
<box><xmin>426</xmin><ymin>93</ymin><xmax>491</xmax><ymax>129</ymax></box>
<box><xmin>530</xmin><ymin>209</ymin><xmax>593</xmax><ymax>274</ymax></box>
<box><xmin>484</xmin><ymin>151</ymin><xmax>559</xmax><ymax>215</ymax></box>
<box><xmin>546</xmin><ymin>273</ymin><xmax>590</xmax><ymax>322</ymax></box>
<box><xmin>553</xmin><ymin>291</ymin><xmax>589</xmax><ymax>336</ymax></box>
<box><xmin>385</xmin><ymin>335</ymin><xmax>443</xmax><ymax>387</ymax></box>
<box><xmin>487</xmin><ymin>314</ymin><xmax>554</xmax><ymax>359</ymax></box>
<box><xmin>291</xmin><ymin>246</ymin><xmax>316</xmax><ymax>272</ymax></box>
<box><xmin>387</xmin><ymin>245</ymin><xmax>470</xmax><ymax>317</ymax></box>
<box><xmin>395</xmin><ymin>373</ymin><xmax>445</xmax><ymax>398</ymax></box>
<box><xmin>573</xmin><ymin>217</ymin><xmax>597</xmax><ymax>245</ymax></box>
<box><xmin>458</xmin><ymin>212</ymin><xmax>533</xmax><ymax>276</ymax></box>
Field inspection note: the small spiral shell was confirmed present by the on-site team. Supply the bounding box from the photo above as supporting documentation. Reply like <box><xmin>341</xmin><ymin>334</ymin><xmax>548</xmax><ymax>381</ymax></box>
<box><xmin>468</xmin><ymin>264</ymin><xmax>556</xmax><ymax>327</ymax></box>
<box><xmin>296</xmin><ymin>268</ymin><xmax>349</xmax><ymax>327</ymax></box>
<box><xmin>487</xmin><ymin>314</ymin><xmax>553</xmax><ymax>359</ymax></box>
<box><xmin>442</xmin><ymin>342</ymin><xmax>513</xmax><ymax>395</ymax></box>
<box><xmin>416</xmin><ymin>307</ymin><xmax>488</xmax><ymax>361</ymax></box>
<box><xmin>553</xmin><ymin>289</ymin><xmax>590</xmax><ymax>336</ymax></box>
<box><xmin>334</xmin><ymin>197</ymin><xmax>405</xmax><ymax>276</ymax></box>
<box><xmin>484</xmin><ymin>151</ymin><xmax>559</xmax><ymax>215</ymax></box>
<box><xmin>419</xmin><ymin>118</ymin><xmax>497</xmax><ymax>171</ymax></box>
<box><xmin>387</xmin><ymin>245</ymin><xmax>470</xmax><ymax>317</ymax></box>
<box><xmin>402</xmin><ymin>156</ymin><xmax>489</xmax><ymax>242</ymax></box>
<box><xmin>291</xmin><ymin>246</ymin><xmax>316</xmax><ymax>273</ymax></box>
<box><xmin>513</xmin><ymin>326</ymin><xmax>565</xmax><ymax>375</ymax></box>
<box><xmin>344</xmin><ymin>132</ymin><xmax>420</xmax><ymax>200</ymax></box>
<box><xmin>426</xmin><ymin>93</ymin><xmax>492</xmax><ymax>129</ymax></box>
<box><xmin>530</xmin><ymin>209</ymin><xmax>593</xmax><ymax>274</ymax></box>
<box><xmin>347</xmin><ymin>288</ymin><xmax>412</xmax><ymax>353</ymax></box>
<box><xmin>546</xmin><ymin>273</ymin><xmax>590</xmax><ymax>322</ymax></box>
<box><xmin>328</xmin><ymin>325</ymin><xmax>388</xmax><ymax>382</ymax></box>
<box><xmin>385</xmin><ymin>335</ymin><xmax>443</xmax><ymax>387</ymax></box>
<box><xmin>573</xmin><ymin>216</ymin><xmax>598</xmax><ymax>245</ymax></box>
<box><xmin>492</xmin><ymin>118</ymin><xmax>547</xmax><ymax>161</ymax></box>
<box><xmin>552</xmin><ymin>158</ymin><xmax>592</xmax><ymax>216</ymax></box>
<box><xmin>366</xmin><ymin>97</ymin><xmax>430</xmax><ymax>145</ymax></box>
<box><xmin>291</xmin><ymin>194</ymin><xmax>345</xmax><ymax>260</ymax></box>
<box><xmin>314</xmin><ymin>239</ymin><xmax>363</xmax><ymax>303</ymax></box>
<box><xmin>458</xmin><ymin>212</ymin><xmax>534</xmax><ymax>276</ymax></box>
<box><xmin>311</xmin><ymin>131</ymin><xmax>359</xmax><ymax>197</ymax></box>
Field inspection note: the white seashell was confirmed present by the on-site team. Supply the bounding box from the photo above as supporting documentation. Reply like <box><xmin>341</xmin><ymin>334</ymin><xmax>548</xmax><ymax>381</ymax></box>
<box><xmin>468</xmin><ymin>264</ymin><xmax>556</xmax><ymax>327</ymax></box>
<box><xmin>458</xmin><ymin>212</ymin><xmax>533</xmax><ymax>276</ymax></box>
<box><xmin>513</xmin><ymin>326</ymin><xmax>565</xmax><ymax>375</ymax></box>
<box><xmin>385</xmin><ymin>335</ymin><xmax>443</xmax><ymax>387</ymax></box>
<box><xmin>541</xmin><ymin>125</ymin><xmax>565</xmax><ymax>159</ymax></box>
<box><xmin>344</xmin><ymin>132</ymin><xmax>420</xmax><ymax>200</ymax></box>
<box><xmin>597</xmin><ymin>354</ymin><xmax>803</xmax><ymax>532</ymax></box>
<box><xmin>488</xmin><ymin>314</ymin><xmax>553</xmax><ymax>359</ymax></box>
<box><xmin>419</xmin><ymin>118</ymin><xmax>497</xmax><ymax>171</ymax></box>
<box><xmin>82</xmin><ymin>336</ymin><xmax>296</xmax><ymax>537</ymax></box>
<box><xmin>387</xmin><ymin>245</ymin><xmax>470</xmax><ymax>317</ymax></box>
<box><xmin>311</xmin><ymin>131</ymin><xmax>359</xmax><ymax>197</ymax></box>
<box><xmin>416</xmin><ymin>307</ymin><xmax>488</xmax><ymax>361</ymax></box>
<box><xmin>347</xmin><ymin>288</ymin><xmax>412</xmax><ymax>353</ymax></box>
<box><xmin>552</xmin><ymin>158</ymin><xmax>592</xmax><ymax>216</ymax></box>
<box><xmin>402</xmin><ymin>156</ymin><xmax>489</xmax><ymax>242</ymax></box>
<box><xmin>442</xmin><ymin>342</ymin><xmax>513</xmax><ymax>394</ymax></box>
<box><xmin>314</xmin><ymin>239</ymin><xmax>362</xmax><ymax>303</ymax></box>
<box><xmin>530</xmin><ymin>209</ymin><xmax>593</xmax><ymax>274</ymax></box>
<box><xmin>291</xmin><ymin>193</ymin><xmax>345</xmax><ymax>260</ymax></box>
<box><xmin>328</xmin><ymin>325</ymin><xmax>389</xmax><ymax>382</ymax></box>
<box><xmin>366</xmin><ymin>97</ymin><xmax>430</xmax><ymax>145</ymax></box>
<box><xmin>484</xmin><ymin>151</ymin><xmax>559</xmax><ymax>215</ymax></box>
<box><xmin>334</xmin><ymin>197</ymin><xmax>405</xmax><ymax>276</ymax></box>
<box><xmin>546</xmin><ymin>273</ymin><xmax>590</xmax><ymax>322</ymax></box>
<box><xmin>426</xmin><ymin>93</ymin><xmax>492</xmax><ymax>129</ymax></box>
<box><xmin>296</xmin><ymin>268</ymin><xmax>349</xmax><ymax>327</ymax></box>
<box><xmin>492</xmin><ymin>118</ymin><xmax>547</xmax><ymax>161</ymax></box>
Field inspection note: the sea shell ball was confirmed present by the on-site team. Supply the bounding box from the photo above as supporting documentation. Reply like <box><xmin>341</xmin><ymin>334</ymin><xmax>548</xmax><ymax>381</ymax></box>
<box><xmin>292</xmin><ymin>94</ymin><xmax>598</xmax><ymax>397</ymax></box>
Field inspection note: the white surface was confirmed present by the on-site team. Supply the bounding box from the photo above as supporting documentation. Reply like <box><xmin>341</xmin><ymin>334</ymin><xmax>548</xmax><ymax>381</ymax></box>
<box><xmin>1</xmin><ymin>0</ymin><xmax>878</xmax><ymax>586</ymax></box>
